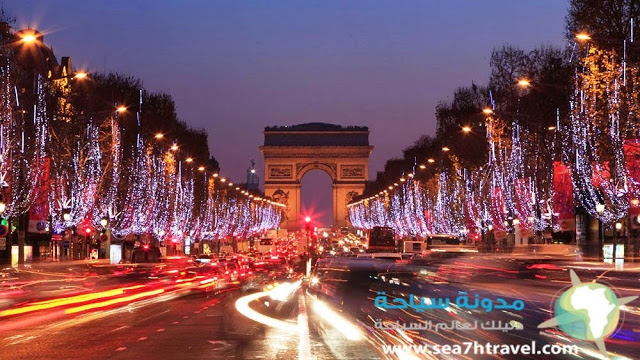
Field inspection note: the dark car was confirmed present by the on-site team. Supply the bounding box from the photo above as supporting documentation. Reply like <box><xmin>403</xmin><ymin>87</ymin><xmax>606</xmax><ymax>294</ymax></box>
<box><xmin>131</xmin><ymin>245</ymin><xmax>162</xmax><ymax>263</ymax></box>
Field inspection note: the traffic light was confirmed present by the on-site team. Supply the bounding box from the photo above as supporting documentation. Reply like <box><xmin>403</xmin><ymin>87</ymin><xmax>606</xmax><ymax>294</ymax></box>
<box><xmin>0</xmin><ymin>218</ymin><xmax>7</xmax><ymax>226</ymax></box>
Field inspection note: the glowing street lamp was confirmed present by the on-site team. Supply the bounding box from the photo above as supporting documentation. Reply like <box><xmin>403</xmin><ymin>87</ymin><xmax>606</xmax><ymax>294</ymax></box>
<box><xmin>20</xmin><ymin>33</ymin><xmax>37</xmax><ymax>44</ymax></box>
<box><xmin>62</xmin><ymin>209</ymin><xmax>71</xmax><ymax>222</ymax></box>
<box><xmin>442</xmin><ymin>146</ymin><xmax>450</xmax><ymax>152</ymax></box>
<box><xmin>0</xmin><ymin>201</ymin><xmax>5</xmax><ymax>214</ymax></box>
<box><xmin>482</xmin><ymin>108</ymin><xmax>493</xmax><ymax>115</ymax></box>
<box><xmin>517</xmin><ymin>79</ymin><xmax>531</xmax><ymax>87</ymax></box>
<box><xmin>462</xmin><ymin>126</ymin><xmax>471</xmax><ymax>133</ymax></box>
<box><xmin>305</xmin><ymin>216</ymin><xmax>311</xmax><ymax>223</ymax></box>
<box><xmin>74</xmin><ymin>72</ymin><xmax>88</xmax><ymax>80</ymax></box>
<box><xmin>155</xmin><ymin>133</ymin><xmax>164</xmax><ymax>139</ymax></box>
<box><xmin>427</xmin><ymin>158</ymin><xmax>435</xmax><ymax>163</ymax></box>
<box><xmin>100</xmin><ymin>216</ymin><xmax>108</xmax><ymax>227</ymax></box>
<box><xmin>186</xmin><ymin>157</ymin><xmax>193</xmax><ymax>163</ymax></box>
<box><xmin>116</xmin><ymin>106</ymin><xmax>127</xmax><ymax>113</ymax></box>
<box><xmin>575</xmin><ymin>33</ymin><xmax>591</xmax><ymax>41</ymax></box>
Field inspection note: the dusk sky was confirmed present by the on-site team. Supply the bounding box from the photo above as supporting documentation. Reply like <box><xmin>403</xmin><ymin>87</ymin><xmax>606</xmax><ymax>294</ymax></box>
<box><xmin>7</xmin><ymin>0</ymin><xmax>568</xmax><ymax>226</ymax></box>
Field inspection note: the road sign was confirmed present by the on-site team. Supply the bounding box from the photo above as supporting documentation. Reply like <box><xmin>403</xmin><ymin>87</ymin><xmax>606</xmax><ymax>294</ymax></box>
<box><xmin>0</xmin><ymin>224</ymin><xmax>8</xmax><ymax>237</ymax></box>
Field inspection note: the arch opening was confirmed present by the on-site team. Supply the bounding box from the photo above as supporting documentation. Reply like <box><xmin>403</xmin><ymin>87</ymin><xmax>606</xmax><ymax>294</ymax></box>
<box><xmin>300</xmin><ymin>169</ymin><xmax>333</xmax><ymax>228</ymax></box>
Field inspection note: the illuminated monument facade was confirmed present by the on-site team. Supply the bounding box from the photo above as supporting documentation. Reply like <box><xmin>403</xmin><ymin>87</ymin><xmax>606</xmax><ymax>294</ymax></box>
<box><xmin>260</xmin><ymin>123</ymin><xmax>372</xmax><ymax>229</ymax></box>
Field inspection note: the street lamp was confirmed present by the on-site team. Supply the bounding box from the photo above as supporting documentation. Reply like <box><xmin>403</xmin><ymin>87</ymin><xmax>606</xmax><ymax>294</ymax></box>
<box><xmin>596</xmin><ymin>203</ymin><xmax>605</xmax><ymax>259</ymax></box>
<box><xmin>517</xmin><ymin>79</ymin><xmax>531</xmax><ymax>87</ymax></box>
<box><xmin>575</xmin><ymin>33</ymin><xmax>592</xmax><ymax>41</ymax></box>
<box><xmin>461</xmin><ymin>126</ymin><xmax>472</xmax><ymax>133</ymax></box>
<box><xmin>614</xmin><ymin>222</ymin><xmax>623</xmax><ymax>258</ymax></box>
<box><xmin>0</xmin><ymin>201</ymin><xmax>5</xmax><ymax>214</ymax></box>
<box><xmin>62</xmin><ymin>208</ymin><xmax>71</xmax><ymax>222</ymax></box>
<box><xmin>19</xmin><ymin>32</ymin><xmax>37</xmax><ymax>44</ymax></box>
<box><xmin>100</xmin><ymin>216</ymin><xmax>108</xmax><ymax>227</ymax></box>
<box><xmin>74</xmin><ymin>72</ymin><xmax>88</xmax><ymax>80</ymax></box>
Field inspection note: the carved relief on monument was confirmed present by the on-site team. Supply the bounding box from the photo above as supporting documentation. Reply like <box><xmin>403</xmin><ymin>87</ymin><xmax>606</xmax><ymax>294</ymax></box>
<box><xmin>340</xmin><ymin>165</ymin><xmax>365</xmax><ymax>179</ymax></box>
<box><xmin>345</xmin><ymin>191</ymin><xmax>359</xmax><ymax>203</ymax></box>
<box><xmin>272</xmin><ymin>189</ymin><xmax>290</xmax><ymax>221</ymax></box>
<box><xmin>272</xmin><ymin>189</ymin><xmax>290</xmax><ymax>205</ymax></box>
<box><xmin>268</xmin><ymin>165</ymin><xmax>293</xmax><ymax>179</ymax></box>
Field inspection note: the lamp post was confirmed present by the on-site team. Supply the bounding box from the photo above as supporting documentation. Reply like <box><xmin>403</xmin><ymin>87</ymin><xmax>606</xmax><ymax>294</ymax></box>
<box><xmin>615</xmin><ymin>221</ymin><xmax>622</xmax><ymax>259</ymax></box>
<box><xmin>596</xmin><ymin>203</ymin><xmax>605</xmax><ymax>259</ymax></box>
<box><xmin>61</xmin><ymin>209</ymin><xmax>71</xmax><ymax>259</ymax></box>
<box><xmin>487</xmin><ymin>224</ymin><xmax>494</xmax><ymax>253</ymax></box>
<box><xmin>503</xmin><ymin>214</ymin><xmax>516</xmax><ymax>253</ymax></box>
<box><xmin>479</xmin><ymin>220</ymin><xmax>486</xmax><ymax>252</ymax></box>
<box><xmin>100</xmin><ymin>215</ymin><xmax>112</xmax><ymax>262</ymax></box>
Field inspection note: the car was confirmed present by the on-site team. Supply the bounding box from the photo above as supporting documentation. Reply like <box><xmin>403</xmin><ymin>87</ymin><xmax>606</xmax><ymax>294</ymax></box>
<box><xmin>131</xmin><ymin>245</ymin><xmax>162</xmax><ymax>263</ymax></box>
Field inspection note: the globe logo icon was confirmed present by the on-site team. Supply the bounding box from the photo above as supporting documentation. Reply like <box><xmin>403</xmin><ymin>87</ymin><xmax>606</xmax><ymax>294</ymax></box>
<box><xmin>539</xmin><ymin>269</ymin><xmax>637</xmax><ymax>357</ymax></box>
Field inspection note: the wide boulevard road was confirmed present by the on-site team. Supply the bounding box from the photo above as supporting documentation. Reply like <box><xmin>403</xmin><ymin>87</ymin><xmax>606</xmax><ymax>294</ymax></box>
<box><xmin>1</xmin><ymin>257</ymin><xmax>639</xmax><ymax>360</ymax></box>
<box><xmin>0</xmin><ymin>286</ymin><xmax>375</xmax><ymax>359</ymax></box>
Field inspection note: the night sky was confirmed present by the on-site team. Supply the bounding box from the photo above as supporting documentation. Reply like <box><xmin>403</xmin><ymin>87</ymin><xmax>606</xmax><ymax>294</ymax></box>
<box><xmin>7</xmin><ymin>0</ymin><xmax>568</xmax><ymax>227</ymax></box>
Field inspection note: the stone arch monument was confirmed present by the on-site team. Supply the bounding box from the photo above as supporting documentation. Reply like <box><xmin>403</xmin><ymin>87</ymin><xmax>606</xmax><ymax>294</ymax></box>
<box><xmin>260</xmin><ymin>123</ymin><xmax>372</xmax><ymax>230</ymax></box>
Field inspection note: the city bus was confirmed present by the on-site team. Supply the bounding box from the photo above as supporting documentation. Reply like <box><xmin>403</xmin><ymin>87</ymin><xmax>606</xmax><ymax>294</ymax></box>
<box><xmin>366</xmin><ymin>226</ymin><xmax>395</xmax><ymax>252</ymax></box>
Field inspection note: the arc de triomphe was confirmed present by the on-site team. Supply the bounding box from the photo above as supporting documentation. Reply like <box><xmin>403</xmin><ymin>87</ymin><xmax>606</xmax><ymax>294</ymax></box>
<box><xmin>260</xmin><ymin>123</ymin><xmax>372</xmax><ymax>230</ymax></box>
